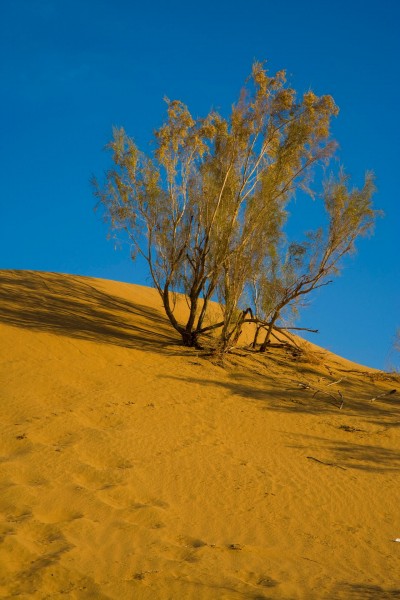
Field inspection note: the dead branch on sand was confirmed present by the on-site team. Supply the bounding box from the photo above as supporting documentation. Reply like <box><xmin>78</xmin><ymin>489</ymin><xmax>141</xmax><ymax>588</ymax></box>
<box><xmin>307</xmin><ymin>456</ymin><xmax>347</xmax><ymax>470</ymax></box>
<box><xmin>287</xmin><ymin>379</ymin><xmax>344</xmax><ymax>409</ymax></box>
<box><xmin>369</xmin><ymin>389</ymin><xmax>397</xmax><ymax>402</ymax></box>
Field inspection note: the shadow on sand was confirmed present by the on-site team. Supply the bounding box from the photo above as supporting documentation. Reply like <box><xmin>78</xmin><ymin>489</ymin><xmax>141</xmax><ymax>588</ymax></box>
<box><xmin>333</xmin><ymin>582</ymin><xmax>400</xmax><ymax>599</ymax></box>
<box><xmin>0</xmin><ymin>270</ymin><xmax>180</xmax><ymax>352</ymax></box>
<box><xmin>161</xmin><ymin>362</ymin><xmax>399</xmax><ymax>420</ymax></box>
<box><xmin>161</xmin><ymin>359</ymin><xmax>400</xmax><ymax>473</ymax></box>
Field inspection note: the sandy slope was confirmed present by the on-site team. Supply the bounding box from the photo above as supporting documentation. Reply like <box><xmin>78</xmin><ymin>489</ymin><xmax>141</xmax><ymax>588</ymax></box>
<box><xmin>1</xmin><ymin>270</ymin><xmax>399</xmax><ymax>600</ymax></box>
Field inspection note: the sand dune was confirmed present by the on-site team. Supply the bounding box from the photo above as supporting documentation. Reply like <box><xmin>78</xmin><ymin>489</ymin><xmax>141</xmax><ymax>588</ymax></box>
<box><xmin>1</xmin><ymin>270</ymin><xmax>399</xmax><ymax>599</ymax></box>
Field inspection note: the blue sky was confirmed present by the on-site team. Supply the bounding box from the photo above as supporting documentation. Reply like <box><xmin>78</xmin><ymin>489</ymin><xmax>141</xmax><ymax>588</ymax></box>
<box><xmin>1</xmin><ymin>0</ymin><xmax>399</xmax><ymax>369</ymax></box>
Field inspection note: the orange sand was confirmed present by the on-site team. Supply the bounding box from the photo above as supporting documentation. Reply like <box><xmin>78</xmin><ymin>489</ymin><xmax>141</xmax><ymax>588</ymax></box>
<box><xmin>1</xmin><ymin>270</ymin><xmax>399</xmax><ymax>599</ymax></box>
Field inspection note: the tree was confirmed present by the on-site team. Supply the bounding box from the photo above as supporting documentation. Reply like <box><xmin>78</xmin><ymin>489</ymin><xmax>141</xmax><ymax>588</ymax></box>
<box><xmin>94</xmin><ymin>62</ymin><xmax>377</xmax><ymax>351</ymax></box>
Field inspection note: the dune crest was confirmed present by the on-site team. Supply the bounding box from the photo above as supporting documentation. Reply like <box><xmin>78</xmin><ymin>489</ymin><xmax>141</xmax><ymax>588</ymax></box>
<box><xmin>1</xmin><ymin>270</ymin><xmax>399</xmax><ymax>599</ymax></box>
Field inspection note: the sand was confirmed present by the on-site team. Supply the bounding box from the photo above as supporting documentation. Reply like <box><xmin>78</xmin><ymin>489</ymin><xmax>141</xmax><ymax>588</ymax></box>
<box><xmin>1</xmin><ymin>269</ymin><xmax>399</xmax><ymax>599</ymax></box>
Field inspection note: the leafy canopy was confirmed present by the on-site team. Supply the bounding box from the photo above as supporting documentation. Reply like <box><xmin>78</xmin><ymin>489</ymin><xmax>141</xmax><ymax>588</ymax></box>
<box><xmin>95</xmin><ymin>62</ymin><xmax>378</xmax><ymax>351</ymax></box>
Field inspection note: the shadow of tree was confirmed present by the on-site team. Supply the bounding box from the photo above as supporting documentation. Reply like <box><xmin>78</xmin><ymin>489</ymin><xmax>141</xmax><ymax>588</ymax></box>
<box><xmin>0</xmin><ymin>270</ymin><xmax>179</xmax><ymax>352</ymax></box>
<box><xmin>161</xmin><ymin>365</ymin><xmax>399</xmax><ymax>422</ymax></box>
<box><xmin>332</xmin><ymin>582</ymin><xmax>400</xmax><ymax>599</ymax></box>
<box><xmin>286</xmin><ymin>431</ymin><xmax>400</xmax><ymax>473</ymax></box>
<box><xmin>161</xmin><ymin>361</ymin><xmax>399</xmax><ymax>472</ymax></box>
<box><xmin>329</xmin><ymin>440</ymin><xmax>400</xmax><ymax>472</ymax></box>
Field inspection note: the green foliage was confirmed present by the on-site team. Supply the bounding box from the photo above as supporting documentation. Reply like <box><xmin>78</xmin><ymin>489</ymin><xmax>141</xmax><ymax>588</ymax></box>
<box><xmin>94</xmin><ymin>61</ymin><xmax>378</xmax><ymax>351</ymax></box>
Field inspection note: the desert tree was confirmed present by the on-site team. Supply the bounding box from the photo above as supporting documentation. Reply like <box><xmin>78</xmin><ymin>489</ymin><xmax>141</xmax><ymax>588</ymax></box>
<box><xmin>94</xmin><ymin>62</ymin><xmax>376</xmax><ymax>350</ymax></box>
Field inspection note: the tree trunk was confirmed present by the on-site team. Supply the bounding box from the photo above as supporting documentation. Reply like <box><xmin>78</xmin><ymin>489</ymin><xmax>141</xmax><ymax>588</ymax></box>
<box><xmin>181</xmin><ymin>329</ymin><xmax>201</xmax><ymax>348</ymax></box>
<box><xmin>259</xmin><ymin>312</ymin><xmax>279</xmax><ymax>352</ymax></box>
<box><xmin>162</xmin><ymin>284</ymin><xmax>183</xmax><ymax>335</ymax></box>
<box><xmin>252</xmin><ymin>325</ymin><xmax>262</xmax><ymax>349</ymax></box>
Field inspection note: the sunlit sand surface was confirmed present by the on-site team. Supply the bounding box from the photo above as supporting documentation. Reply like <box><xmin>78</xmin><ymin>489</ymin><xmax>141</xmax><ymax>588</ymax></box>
<box><xmin>1</xmin><ymin>270</ymin><xmax>399</xmax><ymax>599</ymax></box>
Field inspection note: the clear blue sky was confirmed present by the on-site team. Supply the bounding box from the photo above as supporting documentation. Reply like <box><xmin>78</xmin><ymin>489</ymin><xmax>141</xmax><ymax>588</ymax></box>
<box><xmin>1</xmin><ymin>0</ymin><xmax>399</xmax><ymax>369</ymax></box>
